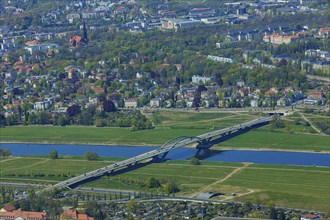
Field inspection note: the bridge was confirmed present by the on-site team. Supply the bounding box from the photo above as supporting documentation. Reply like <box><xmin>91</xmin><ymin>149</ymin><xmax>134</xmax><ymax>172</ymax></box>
<box><xmin>40</xmin><ymin>115</ymin><xmax>273</xmax><ymax>193</ymax></box>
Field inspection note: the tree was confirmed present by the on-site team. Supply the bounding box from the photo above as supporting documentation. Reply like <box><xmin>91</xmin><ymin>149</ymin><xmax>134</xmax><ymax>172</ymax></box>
<box><xmin>0</xmin><ymin>148</ymin><xmax>12</xmax><ymax>156</ymax></box>
<box><xmin>48</xmin><ymin>150</ymin><xmax>58</xmax><ymax>159</ymax></box>
<box><xmin>145</xmin><ymin>177</ymin><xmax>161</xmax><ymax>188</ymax></box>
<box><xmin>57</xmin><ymin>115</ymin><xmax>67</xmax><ymax>126</ymax></box>
<box><xmin>0</xmin><ymin>114</ymin><xmax>6</xmax><ymax>127</ymax></box>
<box><xmin>164</xmin><ymin>181</ymin><xmax>179</xmax><ymax>195</ymax></box>
<box><xmin>103</xmin><ymin>100</ymin><xmax>116</xmax><ymax>112</ymax></box>
<box><xmin>84</xmin><ymin>151</ymin><xmax>99</xmax><ymax>161</ymax></box>
<box><xmin>66</xmin><ymin>104</ymin><xmax>81</xmax><ymax>117</ymax></box>
<box><xmin>127</xmin><ymin>199</ymin><xmax>138</xmax><ymax>214</ymax></box>
<box><xmin>190</xmin><ymin>157</ymin><xmax>201</xmax><ymax>165</ymax></box>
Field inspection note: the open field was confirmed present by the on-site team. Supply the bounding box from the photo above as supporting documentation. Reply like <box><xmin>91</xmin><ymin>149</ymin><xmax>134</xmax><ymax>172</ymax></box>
<box><xmin>214</xmin><ymin>130</ymin><xmax>329</xmax><ymax>152</ymax></box>
<box><xmin>1</xmin><ymin>126</ymin><xmax>329</xmax><ymax>152</ymax></box>
<box><xmin>0</xmin><ymin>156</ymin><xmax>328</xmax><ymax>212</ymax></box>
<box><xmin>1</xmin><ymin>110</ymin><xmax>329</xmax><ymax>152</ymax></box>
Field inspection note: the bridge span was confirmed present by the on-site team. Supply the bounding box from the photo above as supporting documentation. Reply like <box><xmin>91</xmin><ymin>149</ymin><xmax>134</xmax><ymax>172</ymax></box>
<box><xmin>40</xmin><ymin>115</ymin><xmax>273</xmax><ymax>193</ymax></box>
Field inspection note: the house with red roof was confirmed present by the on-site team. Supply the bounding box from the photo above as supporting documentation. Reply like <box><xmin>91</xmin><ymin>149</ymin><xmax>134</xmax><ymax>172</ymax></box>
<box><xmin>69</xmin><ymin>35</ymin><xmax>87</xmax><ymax>47</ymax></box>
<box><xmin>60</xmin><ymin>209</ymin><xmax>94</xmax><ymax>220</ymax></box>
<box><xmin>263</xmin><ymin>33</ymin><xmax>300</xmax><ymax>45</ymax></box>
<box><xmin>124</xmin><ymin>98</ymin><xmax>138</xmax><ymax>108</ymax></box>
<box><xmin>0</xmin><ymin>209</ymin><xmax>47</xmax><ymax>220</ymax></box>
<box><xmin>301</xmin><ymin>214</ymin><xmax>320</xmax><ymax>220</ymax></box>
<box><xmin>0</xmin><ymin>204</ymin><xmax>15</xmax><ymax>213</ymax></box>
<box><xmin>319</xmin><ymin>27</ymin><xmax>330</xmax><ymax>38</ymax></box>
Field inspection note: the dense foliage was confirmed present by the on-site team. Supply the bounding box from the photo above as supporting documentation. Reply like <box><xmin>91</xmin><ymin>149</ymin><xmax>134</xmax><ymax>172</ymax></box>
<box><xmin>0</xmin><ymin>148</ymin><xmax>12</xmax><ymax>157</ymax></box>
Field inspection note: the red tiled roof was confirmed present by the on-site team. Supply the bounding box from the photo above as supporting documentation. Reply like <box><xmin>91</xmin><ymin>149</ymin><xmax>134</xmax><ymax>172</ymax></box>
<box><xmin>0</xmin><ymin>210</ymin><xmax>47</xmax><ymax>219</ymax></box>
<box><xmin>70</xmin><ymin>35</ymin><xmax>83</xmax><ymax>42</ymax></box>
<box><xmin>191</xmin><ymin>8</ymin><xmax>210</xmax><ymax>11</ymax></box>
<box><xmin>126</xmin><ymin>98</ymin><xmax>137</xmax><ymax>102</ymax></box>
<box><xmin>297</xmin><ymin>31</ymin><xmax>309</xmax><ymax>35</ymax></box>
<box><xmin>116</xmin><ymin>6</ymin><xmax>126</xmax><ymax>11</ymax></box>
<box><xmin>61</xmin><ymin>209</ymin><xmax>94</xmax><ymax>220</ymax></box>
<box><xmin>283</xmin><ymin>35</ymin><xmax>299</xmax><ymax>39</ymax></box>
<box><xmin>26</xmin><ymin>40</ymin><xmax>40</xmax><ymax>46</ymax></box>
<box><xmin>1</xmin><ymin>204</ymin><xmax>15</xmax><ymax>212</ymax></box>
<box><xmin>319</xmin><ymin>27</ymin><xmax>330</xmax><ymax>33</ymax></box>
<box><xmin>93</xmin><ymin>87</ymin><xmax>105</xmax><ymax>93</ymax></box>
<box><xmin>303</xmin><ymin>214</ymin><xmax>319</xmax><ymax>219</ymax></box>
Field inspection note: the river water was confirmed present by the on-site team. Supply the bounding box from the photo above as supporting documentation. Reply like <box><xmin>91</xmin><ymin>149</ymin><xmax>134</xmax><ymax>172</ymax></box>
<box><xmin>1</xmin><ymin>143</ymin><xmax>329</xmax><ymax>167</ymax></box>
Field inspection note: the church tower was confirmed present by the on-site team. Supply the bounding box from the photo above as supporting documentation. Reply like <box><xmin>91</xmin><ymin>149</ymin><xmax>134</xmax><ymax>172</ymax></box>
<box><xmin>82</xmin><ymin>20</ymin><xmax>88</xmax><ymax>44</ymax></box>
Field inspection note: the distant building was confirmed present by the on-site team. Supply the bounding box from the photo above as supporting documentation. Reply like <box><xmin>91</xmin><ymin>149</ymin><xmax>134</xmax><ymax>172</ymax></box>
<box><xmin>216</xmin><ymin>41</ymin><xmax>239</xmax><ymax>49</ymax></box>
<box><xmin>318</xmin><ymin>27</ymin><xmax>330</xmax><ymax>38</ymax></box>
<box><xmin>150</xmin><ymin>98</ymin><xmax>162</xmax><ymax>108</ymax></box>
<box><xmin>189</xmin><ymin>8</ymin><xmax>215</xmax><ymax>17</ymax></box>
<box><xmin>24</xmin><ymin>42</ymin><xmax>59</xmax><ymax>55</ymax></box>
<box><xmin>305</xmin><ymin>49</ymin><xmax>330</xmax><ymax>60</ymax></box>
<box><xmin>263</xmin><ymin>33</ymin><xmax>300</xmax><ymax>45</ymax></box>
<box><xmin>0</xmin><ymin>209</ymin><xmax>47</xmax><ymax>220</ymax></box>
<box><xmin>124</xmin><ymin>98</ymin><xmax>138</xmax><ymax>108</ymax></box>
<box><xmin>0</xmin><ymin>204</ymin><xmax>15</xmax><ymax>213</ymax></box>
<box><xmin>207</xmin><ymin>55</ymin><xmax>234</xmax><ymax>63</ymax></box>
<box><xmin>60</xmin><ymin>209</ymin><xmax>94</xmax><ymax>220</ymax></box>
<box><xmin>161</xmin><ymin>18</ymin><xmax>201</xmax><ymax>30</ymax></box>
<box><xmin>34</xmin><ymin>101</ymin><xmax>51</xmax><ymax>110</ymax></box>
<box><xmin>250</xmin><ymin>98</ymin><xmax>259</xmax><ymax>108</ymax></box>
<box><xmin>69</xmin><ymin>35</ymin><xmax>87</xmax><ymax>47</ymax></box>
<box><xmin>192</xmin><ymin>75</ymin><xmax>214</xmax><ymax>84</ymax></box>
<box><xmin>301</xmin><ymin>214</ymin><xmax>320</xmax><ymax>220</ymax></box>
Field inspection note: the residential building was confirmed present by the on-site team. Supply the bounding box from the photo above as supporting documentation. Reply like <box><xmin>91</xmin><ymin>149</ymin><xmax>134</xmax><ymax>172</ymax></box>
<box><xmin>216</xmin><ymin>41</ymin><xmax>239</xmax><ymax>49</ymax></box>
<box><xmin>60</xmin><ymin>209</ymin><xmax>94</xmax><ymax>220</ymax></box>
<box><xmin>250</xmin><ymin>98</ymin><xmax>259</xmax><ymax>108</ymax></box>
<box><xmin>0</xmin><ymin>205</ymin><xmax>15</xmax><ymax>213</ymax></box>
<box><xmin>192</xmin><ymin>75</ymin><xmax>214</xmax><ymax>84</ymax></box>
<box><xmin>25</xmin><ymin>43</ymin><xmax>59</xmax><ymax>55</ymax></box>
<box><xmin>263</xmin><ymin>33</ymin><xmax>300</xmax><ymax>44</ymax></box>
<box><xmin>318</xmin><ymin>27</ymin><xmax>330</xmax><ymax>38</ymax></box>
<box><xmin>305</xmin><ymin>49</ymin><xmax>330</xmax><ymax>60</ymax></box>
<box><xmin>150</xmin><ymin>98</ymin><xmax>162</xmax><ymax>108</ymax></box>
<box><xmin>188</xmin><ymin>8</ymin><xmax>215</xmax><ymax>17</ymax></box>
<box><xmin>34</xmin><ymin>101</ymin><xmax>51</xmax><ymax>110</ymax></box>
<box><xmin>301</xmin><ymin>214</ymin><xmax>320</xmax><ymax>220</ymax></box>
<box><xmin>124</xmin><ymin>98</ymin><xmax>138</xmax><ymax>108</ymax></box>
<box><xmin>161</xmin><ymin>18</ymin><xmax>201</xmax><ymax>30</ymax></box>
<box><xmin>0</xmin><ymin>210</ymin><xmax>47</xmax><ymax>220</ymax></box>
<box><xmin>207</xmin><ymin>55</ymin><xmax>234</xmax><ymax>63</ymax></box>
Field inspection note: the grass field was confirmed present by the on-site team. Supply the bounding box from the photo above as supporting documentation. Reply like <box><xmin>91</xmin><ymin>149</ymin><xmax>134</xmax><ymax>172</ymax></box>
<box><xmin>0</xmin><ymin>110</ymin><xmax>329</xmax><ymax>152</ymax></box>
<box><xmin>0</xmin><ymin>156</ymin><xmax>329</xmax><ymax>212</ymax></box>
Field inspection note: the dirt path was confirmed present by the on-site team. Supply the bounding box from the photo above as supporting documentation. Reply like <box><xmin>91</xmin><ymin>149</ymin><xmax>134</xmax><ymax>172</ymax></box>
<box><xmin>0</xmin><ymin>157</ymin><xmax>21</xmax><ymax>163</ymax></box>
<box><xmin>2</xmin><ymin>159</ymin><xmax>50</xmax><ymax>172</ymax></box>
<box><xmin>219</xmin><ymin>189</ymin><xmax>257</xmax><ymax>201</ymax></box>
<box><xmin>299</xmin><ymin>112</ymin><xmax>324</xmax><ymax>135</ymax></box>
<box><xmin>190</xmin><ymin>162</ymin><xmax>252</xmax><ymax>197</ymax></box>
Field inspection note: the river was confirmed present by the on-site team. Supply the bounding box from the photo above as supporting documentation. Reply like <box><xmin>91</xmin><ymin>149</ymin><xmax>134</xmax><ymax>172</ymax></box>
<box><xmin>1</xmin><ymin>143</ymin><xmax>329</xmax><ymax>167</ymax></box>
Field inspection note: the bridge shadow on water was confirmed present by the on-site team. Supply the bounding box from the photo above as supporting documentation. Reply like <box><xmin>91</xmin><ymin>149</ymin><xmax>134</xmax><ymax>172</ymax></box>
<box><xmin>193</xmin><ymin>149</ymin><xmax>224</xmax><ymax>160</ymax></box>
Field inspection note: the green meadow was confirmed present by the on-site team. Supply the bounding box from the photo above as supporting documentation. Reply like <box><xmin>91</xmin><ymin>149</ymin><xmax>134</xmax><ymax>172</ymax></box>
<box><xmin>0</xmin><ymin>156</ymin><xmax>329</xmax><ymax>212</ymax></box>
<box><xmin>0</xmin><ymin>110</ymin><xmax>329</xmax><ymax>152</ymax></box>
